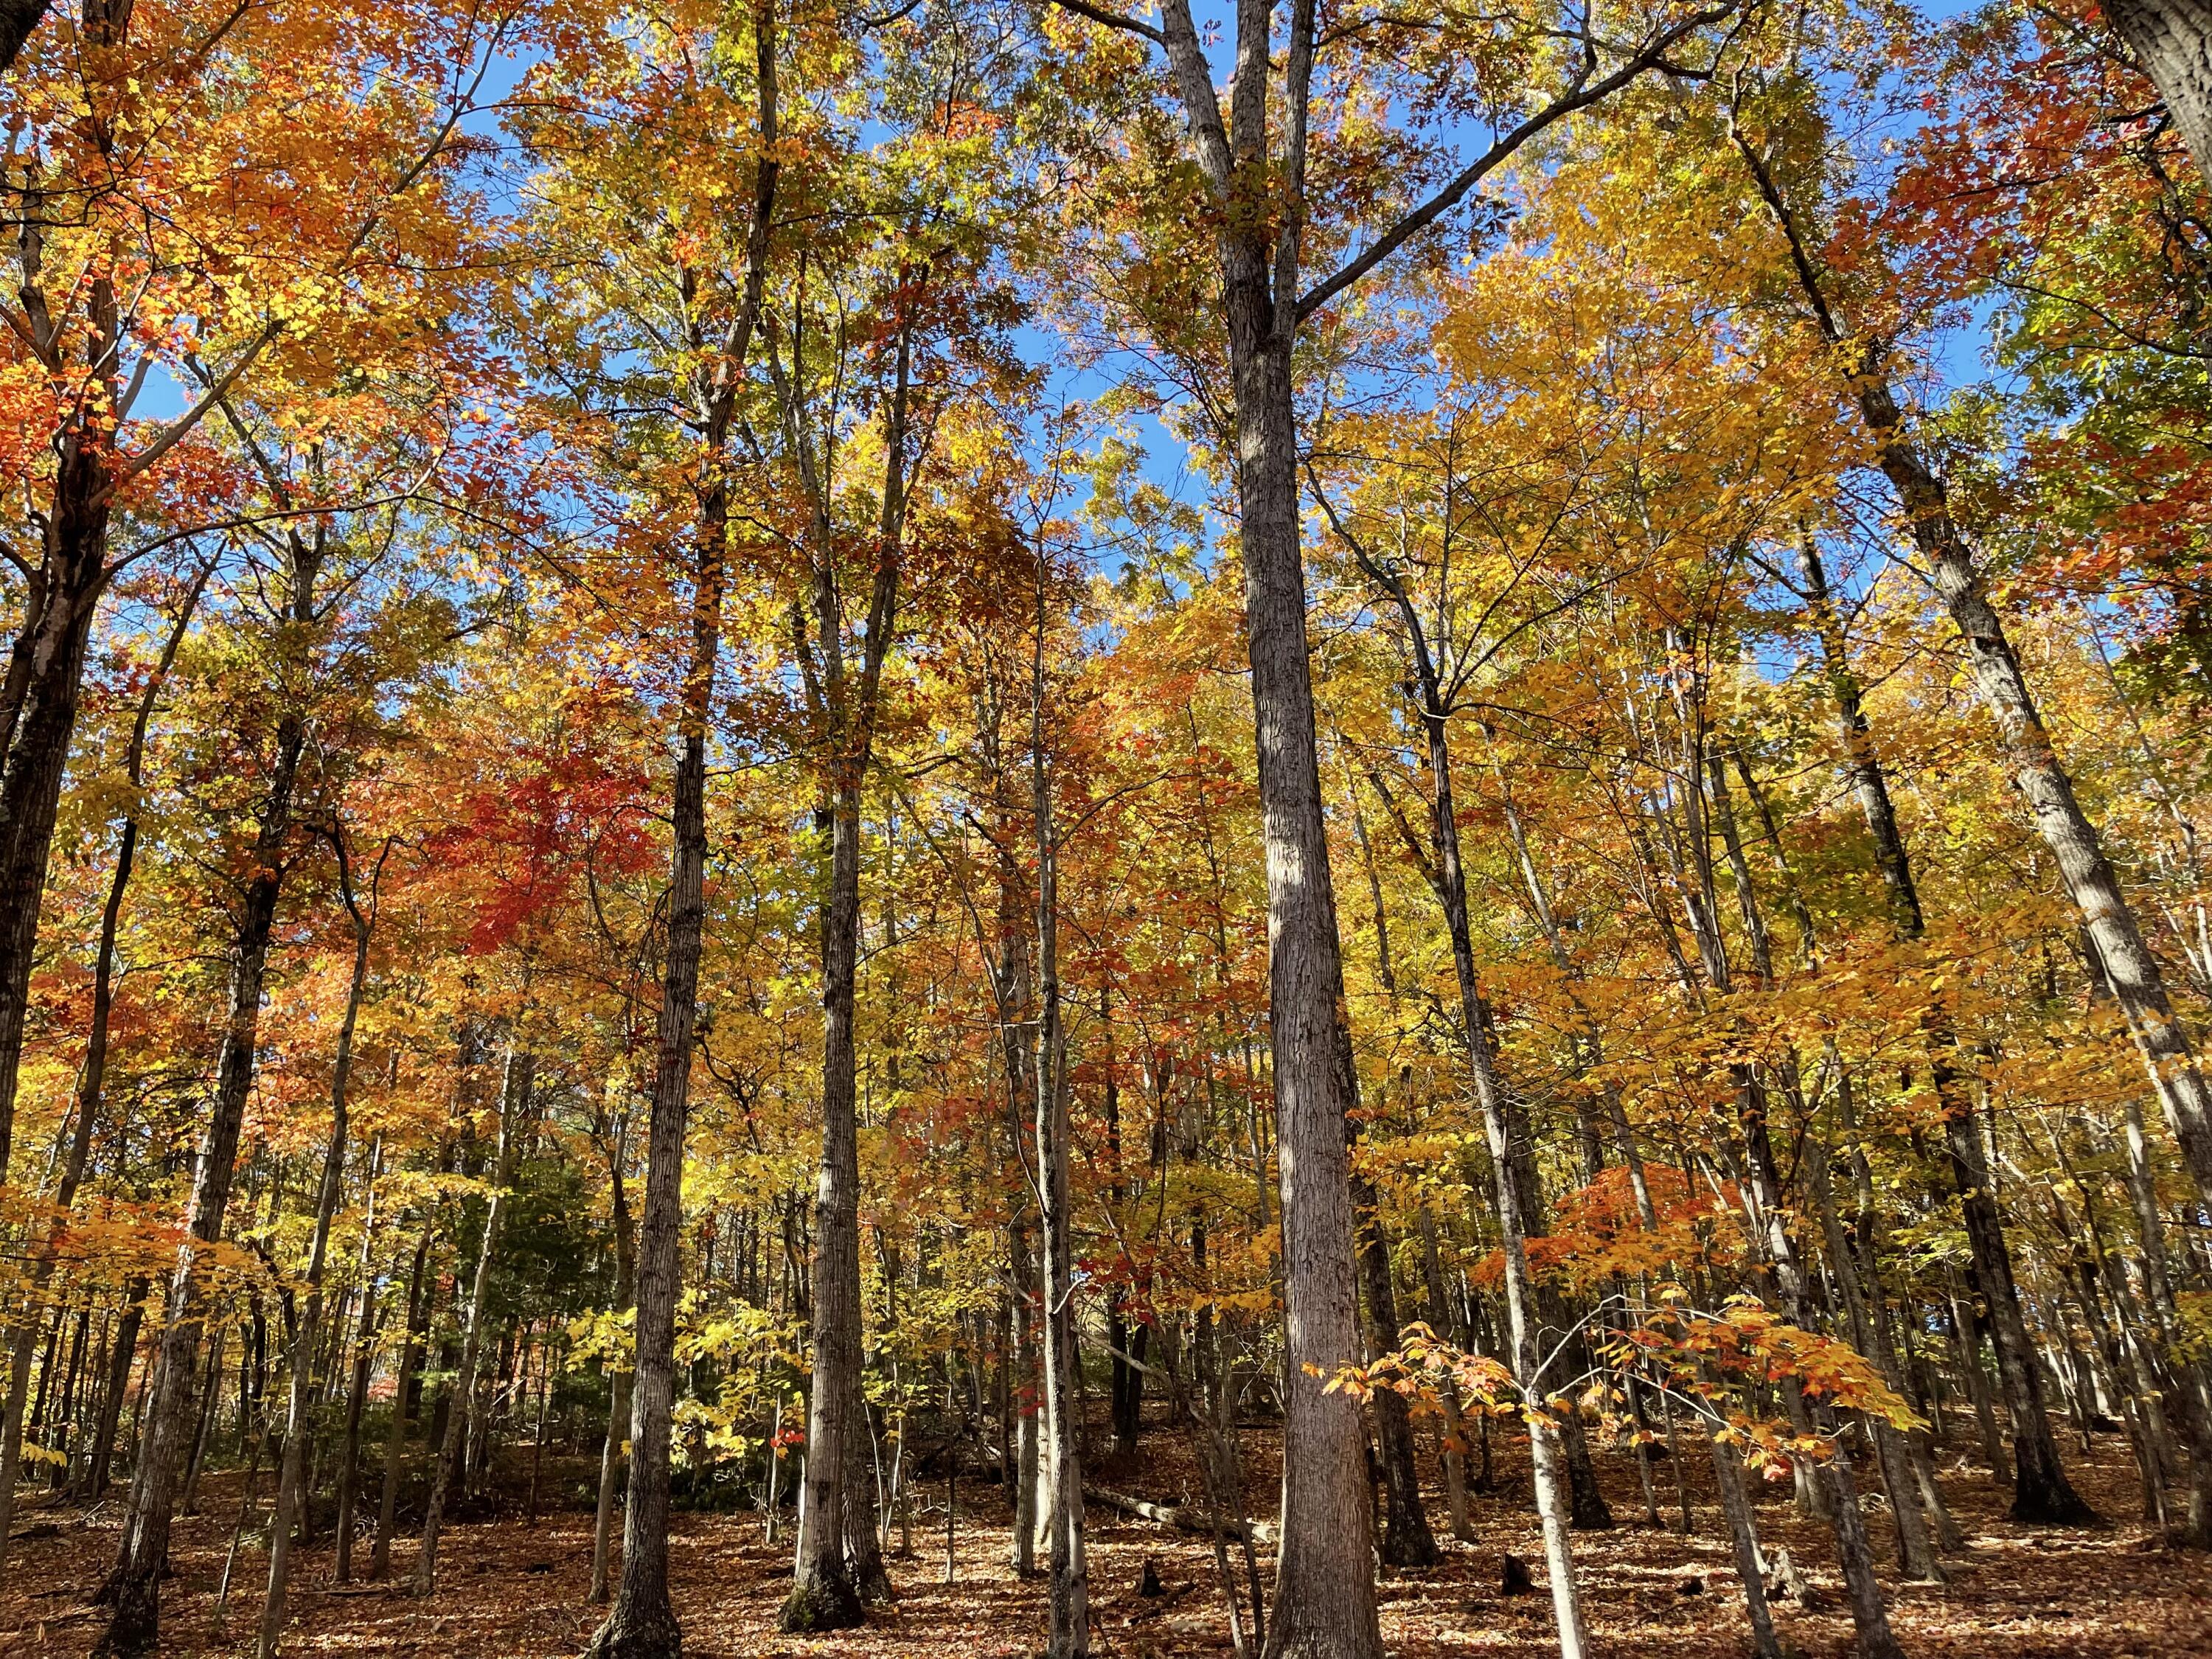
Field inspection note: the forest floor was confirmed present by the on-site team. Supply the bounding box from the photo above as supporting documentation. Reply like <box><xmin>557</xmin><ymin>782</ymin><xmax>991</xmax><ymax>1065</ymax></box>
<box><xmin>2</xmin><ymin>1415</ymin><xmax>2207</xmax><ymax>1658</ymax></box>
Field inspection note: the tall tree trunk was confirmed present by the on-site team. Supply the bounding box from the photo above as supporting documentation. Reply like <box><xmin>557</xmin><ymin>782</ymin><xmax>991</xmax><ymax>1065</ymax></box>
<box><xmin>1738</xmin><ymin>124</ymin><xmax>2212</xmax><ymax>1206</ymax></box>
<box><xmin>593</xmin><ymin>15</ymin><xmax>774</xmax><ymax>1645</ymax></box>
<box><xmin>1031</xmin><ymin>580</ymin><xmax>1090</xmax><ymax>1659</ymax></box>
<box><xmin>332</xmin><ymin>1259</ymin><xmax>377</xmax><ymax>1584</ymax></box>
<box><xmin>1102</xmin><ymin>992</ymin><xmax>1143</xmax><ymax>1462</ymax></box>
<box><xmin>787</xmin><ymin>775</ymin><xmax>870</xmax><ymax>1632</ymax></box>
<box><xmin>781</xmin><ymin>153</ymin><xmax>906</xmax><ymax>1638</ymax></box>
<box><xmin>260</xmin><ymin>837</ymin><xmax>380</xmax><ymax>1656</ymax></box>
<box><xmin>1332</xmin><ymin>515</ymin><xmax>1584</xmax><ymax>1652</ymax></box>
<box><xmin>0</xmin><ymin>560</ymin><xmax>205</xmax><ymax>1565</ymax></box>
<box><xmin>371</xmin><ymin>1227</ymin><xmax>431</xmax><ymax>1580</ymax></box>
<box><xmin>416</xmin><ymin>1048</ymin><xmax>526</xmax><ymax>1595</ymax></box>
<box><xmin>1794</xmin><ymin>532</ymin><xmax>2096</xmax><ymax>1525</ymax></box>
<box><xmin>591</xmin><ymin>897</ymin><xmax>700</xmax><ymax>1659</ymax></box>
<box><xmin>1207</xmin><ymin>142</ymin><xmax>1383</xmax><ymax>1659</ymax></box>
<box><xmin>590</xmin><ymin>1151</ymin><xmax>636</xmax><ymax>1604</ymax></box>
<box><xmin>97</xmin><ymin>536</ymin><xmax>313</xmax><ymax>1656</ymax></box>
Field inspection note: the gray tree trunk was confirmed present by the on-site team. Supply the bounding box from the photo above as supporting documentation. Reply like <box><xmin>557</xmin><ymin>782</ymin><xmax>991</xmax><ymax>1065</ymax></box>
<box><xmin>1738</xmin><ymin>128</ymin><xmax>2212</xmax><ymax>1207</ymax></box>
<box><xmin>782</xmin><ymin>223</ymin><xmax>908</xmax><ymax>1645</ymax></box>
<box><xmin>2110</xmin><ymin>0</ymin><xmax>2212</xmax><ymax>186</ymax></box>
<box><xmin>370</xmin><ymin>1226</ymin><xmax>430</xmax><ymax>1580</ymax></box>
<box><xmin>1031</xmin><ymin>576</ymin><xmax>1090</xmax><ymax>1658</ymax></box>
<box><xmin>590</xmin><ymin>1156</ymin><xmax>636</xmax><ymax>1604</ymax></box>
<box><xmin>1332</xmin><ymin>512</ymin><xmax>1585</xmax><ymax>1650</ymax></box>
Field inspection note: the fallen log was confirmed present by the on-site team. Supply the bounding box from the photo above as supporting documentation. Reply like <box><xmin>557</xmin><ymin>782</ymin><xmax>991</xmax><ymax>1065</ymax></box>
<box><xmin>1083</xmin><ymin>1484</ymin><xmax>1276</xmax><ymax>1548</ymax></box>
<box><xmin>968</xmin><ymin>1435</ymin><xmax>1276</xmax><ymax>1548</ymax></box>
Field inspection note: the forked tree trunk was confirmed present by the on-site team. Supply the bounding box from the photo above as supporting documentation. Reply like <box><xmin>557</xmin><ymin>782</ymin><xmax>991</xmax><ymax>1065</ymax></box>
<box><xmin>782</xmin><ymin>164</ymin><xmax>907</xmax><ymax>1639</ymax></box>
<box><xmin>1334</xmin><ymin>516</ymin><xmax>1583</xmax><ymax>1652</ymax></box>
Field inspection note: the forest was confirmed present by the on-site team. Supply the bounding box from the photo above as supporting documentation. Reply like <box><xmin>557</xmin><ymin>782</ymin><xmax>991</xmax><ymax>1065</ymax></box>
<box><xmin>2</xmin><ymin>0</ymin><xmax>2212</xmax><ymax>1655</ymax></box>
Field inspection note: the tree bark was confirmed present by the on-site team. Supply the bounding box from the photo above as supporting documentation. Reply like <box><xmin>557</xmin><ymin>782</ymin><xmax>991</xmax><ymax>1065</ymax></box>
<box><xmin>0</xmin><ymin>435</ymin><xmax>110</xmax><ymax>1186</ymax></box>
<box><xmin>591</xmin><ymin>18</ymin><xmax>776</xmax><ymax>1647</ymax></box>
<box><xmin>593</xmin><ymin>878</ymin><xmax>699</xmax><ymax>1659</ymax></box>
<box><xmin>0</xmin><ymin>0</ymin><xmax>50</xmax><ymax>74</ymax></box>
<box><xmin>87</xmin><ymin>1285</ymin><xmax>146</xmax><ymax>1502</ymax></box>
<box><xmin>781</xmin><ymin>141</ymin><xmax>908</xmax><ymax>1638</ymax></box>
<box><xmin>1735</xmin><ymin>1091</ymin><xmax>1906</xmax><ymax>1659</ymax></box>
<box><xmin>2110</xmin><ymin>0</ymin><xmax>2212</xmax><ymax>187</ymax></box>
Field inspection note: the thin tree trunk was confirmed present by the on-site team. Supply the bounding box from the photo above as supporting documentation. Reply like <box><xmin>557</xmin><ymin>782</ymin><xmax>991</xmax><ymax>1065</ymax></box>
<box><xmin>1330</xmin><ymin>514</ymin><xmax>1584</xmax><ymax>1653</ymax></box>
<box><xmin>1738</xmin><ymin>125</ymin><xmax>2212</xmax><ymax>1206</ymax></box>
<box><xmin>371</xmin><ymin>1228</ymin><xmax>431</xmax><ymax>1580</ymax></box>
<box><xmin>1030</xmin><ymin>556</ymin><xmax>1090</xmax><ymax>1658</ymax></box>
<box><xmin>1710</xmin><ymin>1433</ymin><xmax>1783</xmax><ymax>1659</ymax></box>
<box><xmin>1790</xmin><ymin>529</ymin><xmax>2096</xmax><ymax>1526</ymax></box>
<box><xmin>260</xmin><ymin>835</ymin><xmax>380</xmax><ymax>1656</ymax></box>
<box><xmin>417</xmin><ymin>1048</ymin><xmax>527</xmax><ymax>1595</ymax></box>
<box><xmin>591</xmin><ymin>1152</ymin><xmax>636</xmax><ymax>1605</ymax></box>
<box><xmin>88</xmin><ymin>1285</ymin><xmax>147</xmax><ymax>1502</ymax></box>
<box><xmin>1352</xmin><ymin>1161</ymin><xmax>1437</xmax><ymax>1567</ymax></box>
<box><xmin>98</xmin><ymin>536</ymin><xmax>315</xmax><ymax>1656</ymax></box>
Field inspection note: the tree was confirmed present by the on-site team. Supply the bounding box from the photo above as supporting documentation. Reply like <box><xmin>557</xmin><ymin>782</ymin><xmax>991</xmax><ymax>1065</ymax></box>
<box><xmin>2108</xmin><ymin>0</ymin><xmax>2212</xmax><ymax>184</ymax></box>
<box><xmin>1041</xmin><ymin>4</ymin><xmax>1736</xmax><ymax>1644</ymax></box>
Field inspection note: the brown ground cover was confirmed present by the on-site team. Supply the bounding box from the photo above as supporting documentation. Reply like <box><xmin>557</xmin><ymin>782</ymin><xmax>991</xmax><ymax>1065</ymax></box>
<box><xmin>4</xmin><ymin>1423</ymin><xmax>2205</xmax><ymax>1658</ymax></box>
